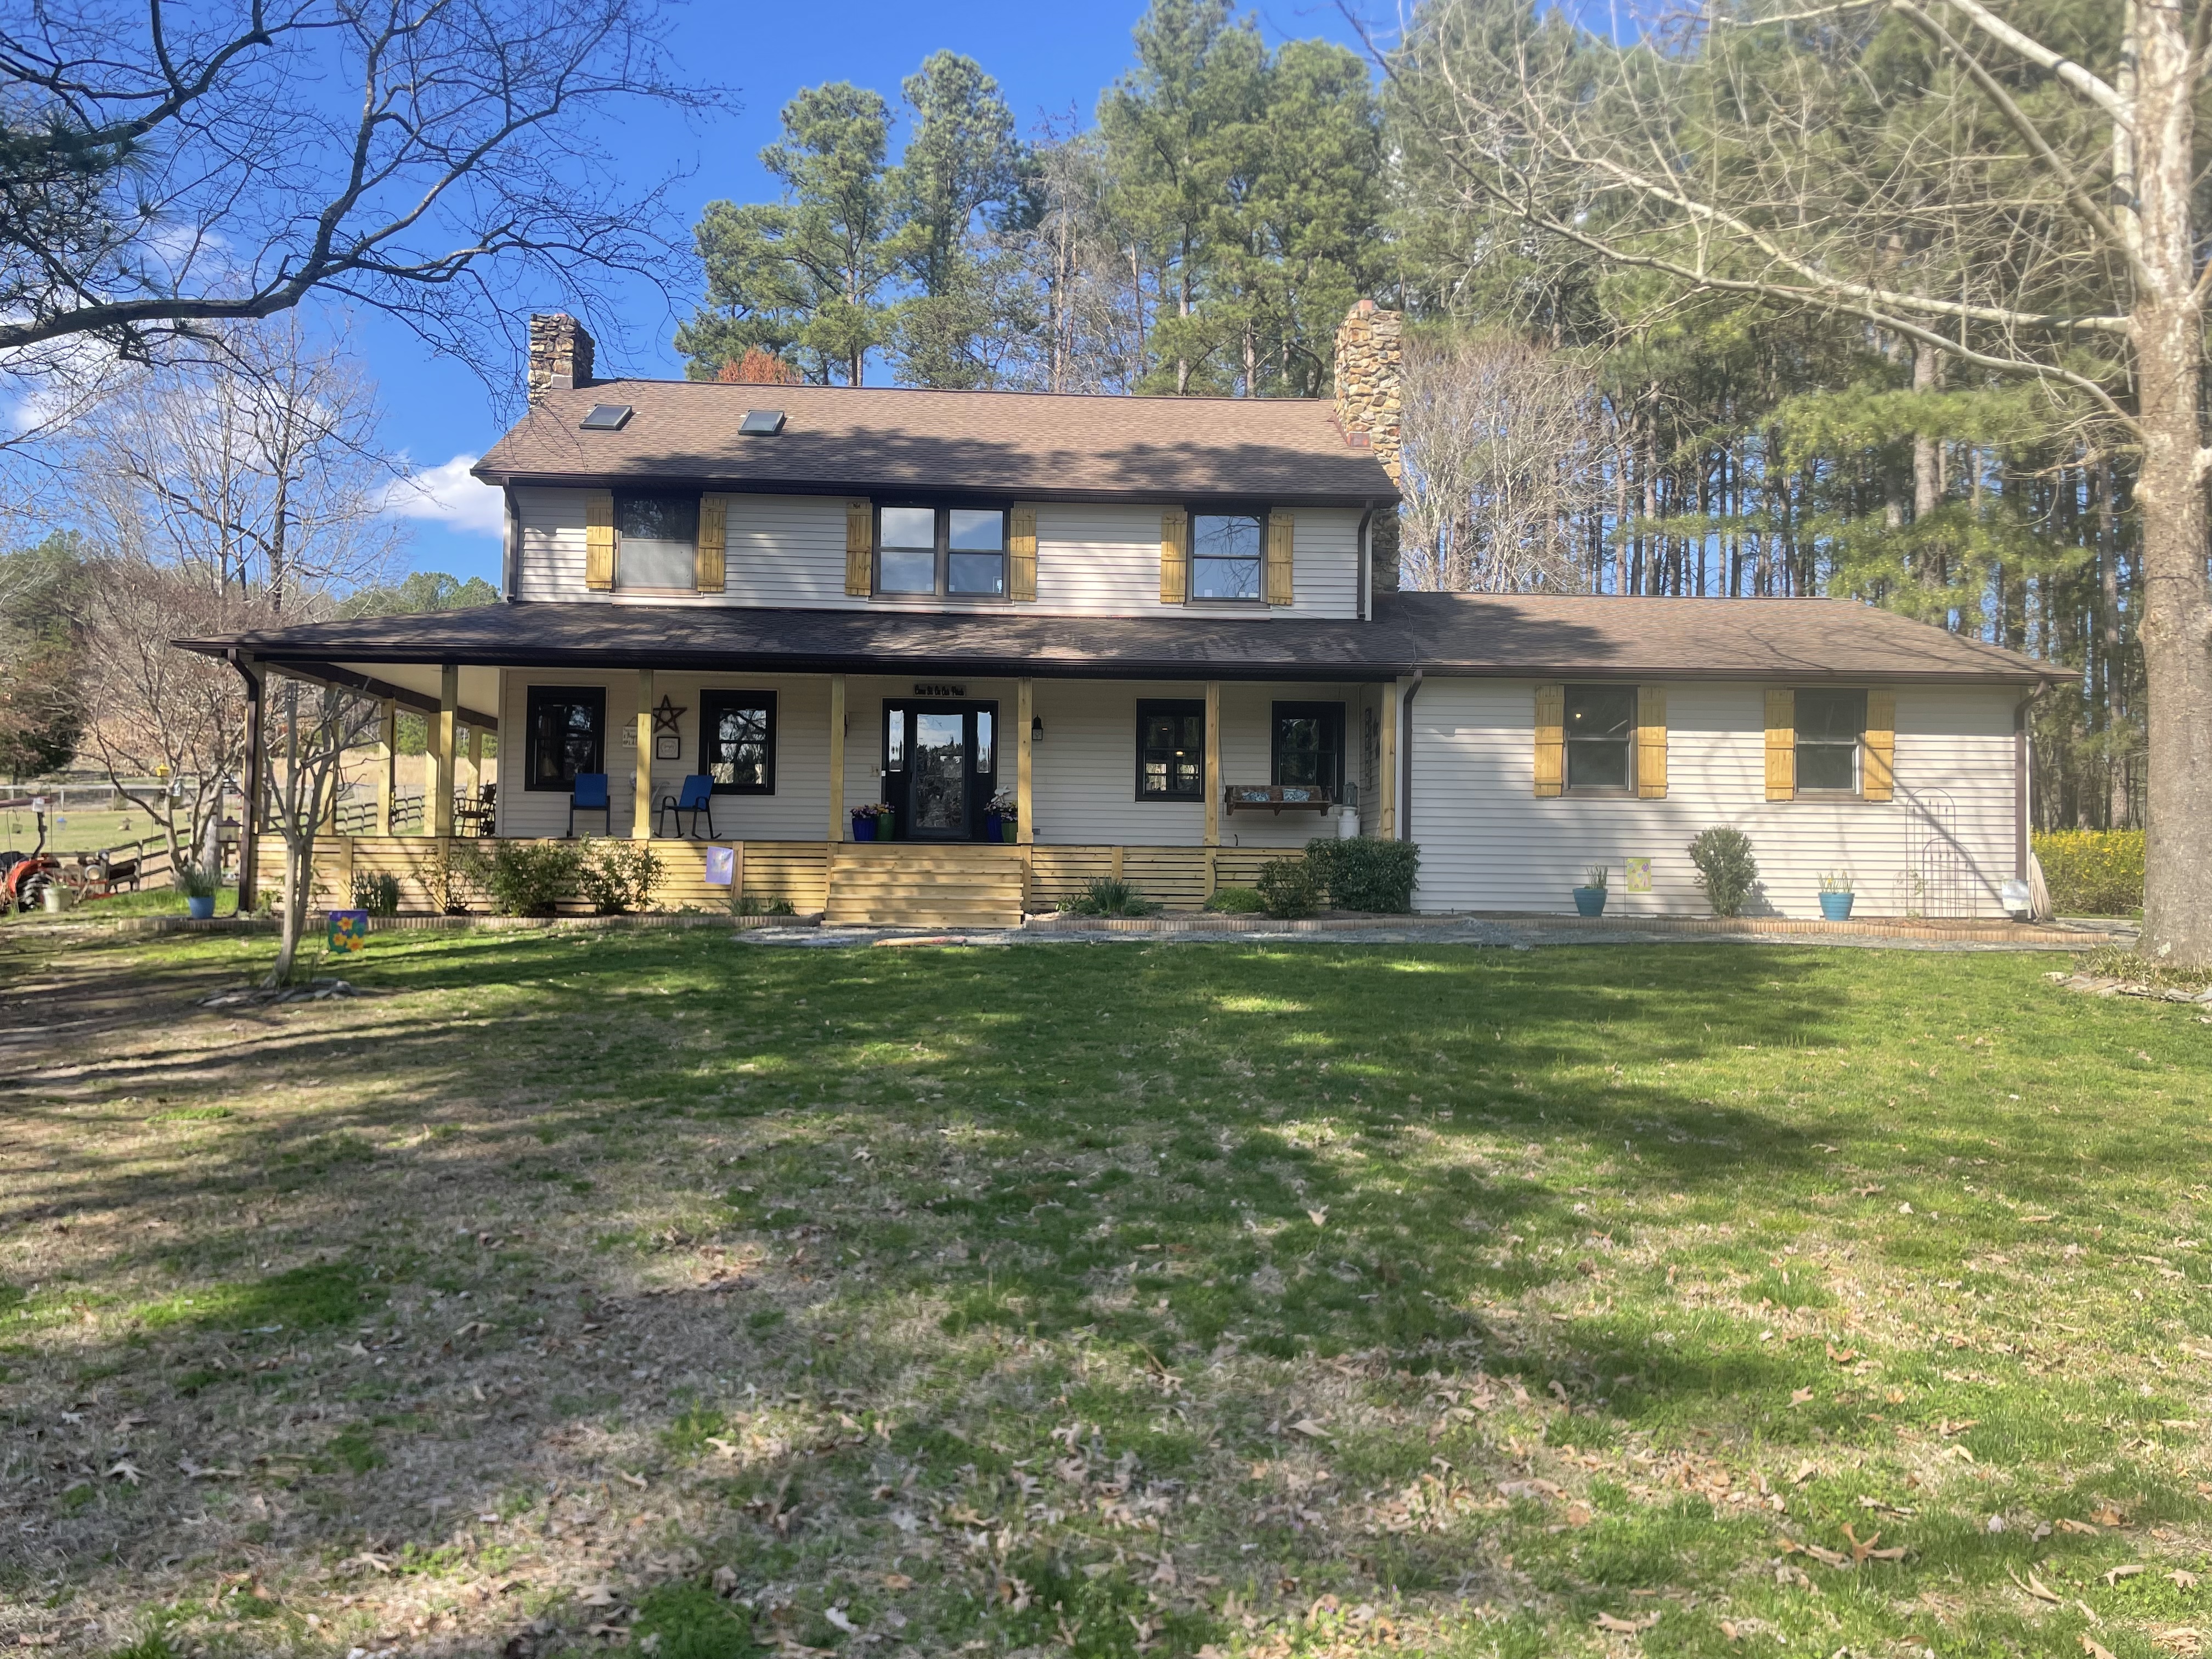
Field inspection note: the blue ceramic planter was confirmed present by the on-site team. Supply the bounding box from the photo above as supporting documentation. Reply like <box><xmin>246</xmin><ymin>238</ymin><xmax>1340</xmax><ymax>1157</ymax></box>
<box><xmin>187</xmin><ymin>895</ymin><xmax>216</xmax><ymax>919</ymax></box>
<box><xmin>1820</xmin><ymin>891</ymin><xmax>1854</xmax><ymax>921</ymax></box>
<box><xmin>1573</xmin><ymin>887</ymin><xmax>1607</xmax><ymax>917</ymax></box>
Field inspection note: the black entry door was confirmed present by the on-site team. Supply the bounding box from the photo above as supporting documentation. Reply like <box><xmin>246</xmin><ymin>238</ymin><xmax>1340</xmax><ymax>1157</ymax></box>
<box><xmin>882</xmin><ymin>702</ymin><xmax>997</xmax><ymax>841</ymax></box>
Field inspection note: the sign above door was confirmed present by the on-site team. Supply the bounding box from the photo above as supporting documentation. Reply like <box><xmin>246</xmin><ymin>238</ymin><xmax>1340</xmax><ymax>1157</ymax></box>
<box><xmin>913</xmin><ymin>682</ymin><xmax>967</xmax><ymax>697</ymax></box>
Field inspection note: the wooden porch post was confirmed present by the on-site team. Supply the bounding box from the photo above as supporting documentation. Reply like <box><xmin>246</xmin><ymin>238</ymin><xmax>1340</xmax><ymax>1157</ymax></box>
<box><xmin>1203</xmin><ymin>681</ymin><xmax>1221</xmax><ymax>847</ymax></box>
<box><xmin>430</xmin><ymin>665</ymin><xmax>458</xmax><ymax>838</ymax></box>
<box><xmin>633</xmin><ymin>668</ymin><xmax>655</xmax><ymax>840</ymax></box>
<box><xmin>374</xmin><ymin>700</ymin><xmax>396</xmax><ymax>834</ymax></box>
<box><xmin>1378</xmin><ymin>682</ymin><xmax>1400</xmax><ymax>840</ymax></box>
<box><xmin>828</xmin><ymin>675</ymin><xmax>847</xmax><ymax>842</ymax></box>
<box><xmin>1017</xmin><ymin>679</ymin><xmax>1035</xmax><ymax>844</ymax></box>
<box><xmin>233</xmin><ymin>653</ymin><xmax>263</xmax><ymax>910</ymax></box>
<box><xmin>467</xmin><ymin>724</ymin><xmax>484</xmax><ymax>800</ymax></box>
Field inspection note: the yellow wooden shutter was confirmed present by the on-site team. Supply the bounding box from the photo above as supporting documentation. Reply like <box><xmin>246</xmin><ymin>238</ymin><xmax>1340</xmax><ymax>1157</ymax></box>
<box><xmin>1765</xmin><ymin>688</ymin><xmax>1796</xmax><ymax>801</ymax></box>
<box><xmin>1265</xmin><ymin>510</ymin><xmax>1295</xmax><ymax>606</ymax></box>
<box><xmin>1533</xmin><ymin>684</ymin><xmax>1565</xmax><ymax>797</ymax></box>
<box><xmin>1009</xmin><ymin>505</ymin><xmax>1037</xmax><ymax>601</ymax></box>
<box><xmin>695</xmin><ymin>493</ymin><xmax>726</xmax><ymax>593</ymax></box>
<box><xmin>1636</xmin><ymin>685</ymin><xmax>1668</xmax><ymax>799</ymax></box>
<box><xmin>584</xmin><ymin>490</ymin><xmax>616</xmax><ymax>591</ymax></box>
<box><xmin>1160</xmin><ymin>508</ymin><xmax>1188</xmax><ymax>604</ymax></box>
<box><xmin>844</xmin><ymin>500</ymin><xmax>872</xmax><ymax>596</ymax></box>
<box><xmin>1863</xmin><ymin>687</ymin><xmax>1896</xmax><ymax>802</ymax></box>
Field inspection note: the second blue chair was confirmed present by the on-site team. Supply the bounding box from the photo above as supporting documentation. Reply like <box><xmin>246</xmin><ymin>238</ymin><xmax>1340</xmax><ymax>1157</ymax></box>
<box><xmin>658</xmin><ymin>774</ymin><xmax>716</xmax><ymax>839</ymax></box>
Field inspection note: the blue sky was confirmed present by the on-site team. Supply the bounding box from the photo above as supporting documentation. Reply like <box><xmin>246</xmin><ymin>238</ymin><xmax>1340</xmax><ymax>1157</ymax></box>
<box><xmin>371</xmin><ymin>0</ymin><xmax>1383</xmax><ymax>586</ymax></box>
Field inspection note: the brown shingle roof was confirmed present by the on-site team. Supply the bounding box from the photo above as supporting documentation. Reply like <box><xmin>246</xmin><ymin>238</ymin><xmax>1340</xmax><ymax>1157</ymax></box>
<box><xmin>473</xmin><ymin>379</ymin><xmax>1400</xmax><ymax>503</ymax></box>
<box><xmin>179</xmin><ymin>592</ymin><xmax>2063</xmax><ymax>684</ymax></box>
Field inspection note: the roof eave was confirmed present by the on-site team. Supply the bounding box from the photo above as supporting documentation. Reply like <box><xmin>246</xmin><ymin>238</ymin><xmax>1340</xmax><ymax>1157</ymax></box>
<box><xmin>468</xmin><ymin>465</ymin><xmax>1398</xmax><ymax>507</ymax></box>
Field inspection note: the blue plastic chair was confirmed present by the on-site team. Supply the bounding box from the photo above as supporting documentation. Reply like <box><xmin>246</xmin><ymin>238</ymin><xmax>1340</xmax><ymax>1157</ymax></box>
<box><xmin>568</xmin><ymin>772</ymin><xmax>610</xmax><ymax>837</ymax></box>
<box><xmin>658</xmin><ymin>774</ymin><xmax>716</xmax><ymax>839</ymax></box>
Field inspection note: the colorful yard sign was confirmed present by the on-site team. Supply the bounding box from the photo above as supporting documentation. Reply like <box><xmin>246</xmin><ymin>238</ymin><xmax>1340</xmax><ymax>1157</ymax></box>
<box><xmin>326</xmin><ymin>909</ymin><xmax>370</xmax><ymax>953</ymax></box>
<box><xmin>1626</xmin><ymin>857</ymin><xmax>1652</xmax><ymax>893</ymax></box>
<box><xmin>704</xmin><ymin>846</ymin><xmax>735</xmax><ymax>887</ymax></box>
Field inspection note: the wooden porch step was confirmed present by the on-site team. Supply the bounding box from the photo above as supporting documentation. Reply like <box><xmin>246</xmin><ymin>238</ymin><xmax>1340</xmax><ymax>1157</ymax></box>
<box><xmin>825</xmin><ymin>843</ymin><xmax>1025</xmax><ymax>927</ymax></box>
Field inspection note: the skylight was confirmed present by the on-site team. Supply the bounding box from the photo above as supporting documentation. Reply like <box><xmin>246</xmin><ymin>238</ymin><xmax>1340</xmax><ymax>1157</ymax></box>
<box><xmin>740</xmin><ymin>408</ymin><xmax>786</xmax><ymax>436</ymax></box>
<box><xmin>579</xmin><ymin>403</ymin><xmax>632</xmax><ymax>431</ymax></box>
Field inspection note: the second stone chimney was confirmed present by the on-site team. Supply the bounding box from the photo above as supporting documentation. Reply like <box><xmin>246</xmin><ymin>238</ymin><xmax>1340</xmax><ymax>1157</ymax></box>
<box><xmin>527</xmin><ymin>313</ymin><xmax>596</xmax><ymax>405</ymax></box>
<box><xmin>1334</xmin><ymin>298</ymin><xmax>1404</xmax><ymax>594</ymax></box>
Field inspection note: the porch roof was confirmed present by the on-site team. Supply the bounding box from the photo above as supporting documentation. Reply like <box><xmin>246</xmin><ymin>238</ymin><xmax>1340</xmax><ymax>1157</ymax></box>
<box><xmin>177</xmin><ymin>593</ymin><xmax>2063</xmax><ymax>686</ymax></box>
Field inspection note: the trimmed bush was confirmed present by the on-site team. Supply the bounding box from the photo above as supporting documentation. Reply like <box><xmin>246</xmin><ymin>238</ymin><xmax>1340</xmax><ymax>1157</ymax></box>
<box><xmin>351</xmin><ymin>871</ymin><xmax>401</xmax><ymax>916</ymax></box>
<box><xmin>1686</xmin><ymin>827</ymin><xmax>1758</xmax><ymax>917</ymax></box>
<box><xmin>1203</xmin><ymin>885</ymin><xmax>1266</xmax><ymax>914</ymax></box>
<box><xmin>1304</xmin><ymin>837</ymin><xmax>1420</xmax><ymax>913</ymax></box>
<box><xmin>2033</xmin><ymin>830</ymin><xmax>2143</xmax><ymax>916</ymax></box>
<box><xmin>478</xmin><ymin>840</ymin><xmax>582</xmax><ymax>917</ymax></box>
<box><xmin>1065</xmin><ymin>877</ymin><xmax>1158</xmax><ymax>917</ymax></box>
<box><xmin>579</xmin><ymin>838</ymin><xmax>662</xmax><ymax>915</ymax></box>
<box><xmin>1256</xmin><ymin>857</ymin><xmax>1325</xmax><ymax>919</ymax></box>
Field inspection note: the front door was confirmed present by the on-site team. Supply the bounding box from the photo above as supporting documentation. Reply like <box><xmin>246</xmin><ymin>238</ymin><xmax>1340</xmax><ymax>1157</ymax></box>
<box><xmin>882</xmin><ymin>702</ymin><xmax>997</xmax><ymax>840</ymax></box>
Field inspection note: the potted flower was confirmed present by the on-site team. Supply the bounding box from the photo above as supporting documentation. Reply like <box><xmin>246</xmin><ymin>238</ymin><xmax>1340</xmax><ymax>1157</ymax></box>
<box><xmin>850</xmin><ymin>802</ymin><xmax>889</xmax><ymax>843</ymax></box>
<box><xmin>985</xmin><ymin>790</ymin><xmax>1016</xmax><ymax>843</ymax></box>
<box><xmin>1818</xmin><ymin>871</ymin><xmax>1855</xmax><ymax>921</ymax></box>
<box><xmin>1573</xmin><ymin>863</ymin><xmax>1608</xmax><ymax>917</ymax></box>
<box><xmin>178</xmin><ymin>858</ymin><xmax>219</xmax><ymax>919</ymax></box>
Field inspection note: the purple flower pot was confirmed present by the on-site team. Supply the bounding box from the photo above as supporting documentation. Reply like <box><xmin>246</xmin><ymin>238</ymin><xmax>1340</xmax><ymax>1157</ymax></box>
<box><xmin>850</xmin><ymin>814</ymin><xmax>877</xmax><ymax>842</ymax></box>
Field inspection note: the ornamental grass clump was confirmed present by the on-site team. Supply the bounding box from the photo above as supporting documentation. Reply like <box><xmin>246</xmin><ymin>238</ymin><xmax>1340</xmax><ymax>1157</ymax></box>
<box><xmin>1687</xmin><ymin>827</ymin><xmax>1759</xmax><ymax>917</ymax></box>
<box><xmin>1065</xmin><ymin>877</ymin><xmax>1157</xmax><ymax>918</ymax></box>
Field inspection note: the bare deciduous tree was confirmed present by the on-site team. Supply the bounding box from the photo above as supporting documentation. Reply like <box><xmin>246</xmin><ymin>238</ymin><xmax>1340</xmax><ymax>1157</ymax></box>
<box><xmin>1398</xmin><ymin>332</ymin><xmax>1611</xmax><ymax>592</ymax></box>
<box><xmin>257</xmin><ymin>671</ymin><xmax>383</xmax><ymax>985</ymax></box>
<box><xmin>1381</xmin><ymin>0</ymin><xmax>2212</xmax><ymax>963</ymax></box>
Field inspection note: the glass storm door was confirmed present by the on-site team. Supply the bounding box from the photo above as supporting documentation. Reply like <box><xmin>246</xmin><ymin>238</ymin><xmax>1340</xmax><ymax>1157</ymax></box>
<box><xmin>882</xmin><ymin>702</ymin><xmax>996</xmax><ymax>841</ymax></box>
<box><xmin>912</xmin><ymin>713</ymin><xmax>968</xmax><ymax>836</ymax></box>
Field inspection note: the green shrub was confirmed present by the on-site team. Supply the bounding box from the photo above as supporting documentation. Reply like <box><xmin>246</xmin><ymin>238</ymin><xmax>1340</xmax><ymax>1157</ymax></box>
<box><xmin>579</xmin><ymin>839</ymin><xmax>662</xmax><ymax>915</ymax></box>
<box><xmin>351</xmin><ymin>871</ymin><xmax>401</xmax><ymax>916</ymax></box>
<box><xmin>1203</xmin><ymin>885</ymin><xmax>1265</xmax><ymax>914</ymax></box>
<box><xmin>478</xmin><ymin>841</ymin><xmax>582</xmax><ymax>917</ymax></box>
<box><xmin>1065</xmin><ymin>877</ymin><xmax>1158</xmax><ymax>917</ymax></box>
<box><xmin>1687</xmin><ymin>827</ymin><xmax>1758</xmax><ymax>917</ymax></box>
<box><xmin>1305</xmin><ymin>837</ymin><xmax>1421</xmax><ymax>912</ymax></box>
<box><xmin>2034</xmin><ymin>830</ymin><xmax>2143</xmax><ymax>916</ymax></box>
<box><xmin>1256</xmin><ymin>857</ymin><xmax>1325</xmax><ymax>919</ymax></box>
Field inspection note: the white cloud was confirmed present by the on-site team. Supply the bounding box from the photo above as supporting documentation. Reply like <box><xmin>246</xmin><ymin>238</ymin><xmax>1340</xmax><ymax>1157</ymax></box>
<box><xmin>382</xmin><ymin>453</ymin><xmax>504</xmax><ymax>538</ymax></box>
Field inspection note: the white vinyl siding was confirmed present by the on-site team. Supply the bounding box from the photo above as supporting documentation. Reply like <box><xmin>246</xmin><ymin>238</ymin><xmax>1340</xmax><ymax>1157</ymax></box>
<box><xmin>1403</xmin><ymin>679</ymin><xmax>2018</xmax><ymax>918</ymax></box>
<box><xmin>510</xmin><ymin>490</ymin><xmax>1364</xmax><ymax>619</ymax></box>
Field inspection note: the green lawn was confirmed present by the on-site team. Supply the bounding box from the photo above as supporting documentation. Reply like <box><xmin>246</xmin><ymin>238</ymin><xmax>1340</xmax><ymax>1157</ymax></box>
<box><xmin>2</xmin><ymin>929</ymin><xmax>2208</xmax><ymax>1659</ymax></box>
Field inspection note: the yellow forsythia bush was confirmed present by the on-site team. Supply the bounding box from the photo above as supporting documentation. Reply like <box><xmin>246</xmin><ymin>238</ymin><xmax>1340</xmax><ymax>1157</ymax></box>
<box><xmin>2033</xmin><ymin>830</ymin><xmax>2145</xmax><ymax>916</ymax></box>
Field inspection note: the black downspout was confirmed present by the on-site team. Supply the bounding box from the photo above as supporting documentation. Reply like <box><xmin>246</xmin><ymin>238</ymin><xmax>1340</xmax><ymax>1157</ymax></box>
<box><xmin>229</xmin><ymin>651</ymin><xmax>264</xmax><ymax>912</ymax></box>
<box><xmin>1398</xmin><ymin>669</ymin><xmax>1424</xmax><ymax>843</ymax></box>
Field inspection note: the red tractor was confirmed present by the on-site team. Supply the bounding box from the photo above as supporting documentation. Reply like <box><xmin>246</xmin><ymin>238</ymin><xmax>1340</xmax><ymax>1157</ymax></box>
<box><xmin>0</xmin><ymin>810</ymin><xmax>60</xmax><ymax>913</ymax></box>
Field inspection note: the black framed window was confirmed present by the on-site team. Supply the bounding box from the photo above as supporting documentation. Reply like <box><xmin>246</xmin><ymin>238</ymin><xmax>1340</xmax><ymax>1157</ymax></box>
<box><xmin>1566</xmin><ymin>685</ymin><xmax>1634</xmax><ymax>790</ymax></box>
<box><xmin>1272</xmin><ymin>702</ymin><xmax>1345</xmax><ymax>795</ymax></box>
<box><xmin>1797</xmin><ymin>689</ymin><xmax>1866</xmax><ymax>793</ymax></box>
<box><xmin>700</xmin><ymin>690</ymin><xmax>776</xmax><ymax>794</ymax></box>
<box><xmin>1136</xmin><ymin>699</ymin><xmax>1204</xmax><ymax>800</ymax></box>
<box><xmin>1190</xmin><ymin>512</ymin><xmax>1263</xmax><ymax>602</ymax></box>
<box><xmin>614</xmin><ymin>491</ymin><xmax>698</xmax><ymax>590</ymax></box>
<box><xmin>876</xmin><ymin>505</ymin><xmax>1007</xmax><ymax>598</ymax></box>
<box><xmin>524</xmin><ymin>686</ymin><xmax>605</xmax><ymax>792</ymax></box>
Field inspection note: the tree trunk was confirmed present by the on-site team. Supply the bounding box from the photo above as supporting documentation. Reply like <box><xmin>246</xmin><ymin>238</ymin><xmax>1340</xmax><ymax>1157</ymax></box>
<box><xmin>2130</xmin><ymin>3</ymin><xmax>2212</xmax><ymax>962</ymax></box>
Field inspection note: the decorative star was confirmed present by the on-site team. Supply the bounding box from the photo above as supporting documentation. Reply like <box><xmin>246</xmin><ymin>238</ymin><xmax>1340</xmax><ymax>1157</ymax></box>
<box><xmin>651</xmin><ymin>694</ymin><xmax>686</xmax><ymax>737</ymax></box>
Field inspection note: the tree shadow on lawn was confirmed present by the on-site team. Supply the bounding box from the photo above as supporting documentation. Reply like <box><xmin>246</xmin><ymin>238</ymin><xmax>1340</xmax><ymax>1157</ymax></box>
<box><xmin>3</xmin><ymin>934</ymin><xmax>2197</xmax><ymax>1656</ymax></box>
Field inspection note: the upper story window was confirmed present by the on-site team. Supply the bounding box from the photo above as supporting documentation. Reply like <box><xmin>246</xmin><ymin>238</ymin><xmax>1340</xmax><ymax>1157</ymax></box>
<box><xmin>1565</xmin><ymin>685</ymin><xmax>1634</xmax><ymax>790</ymax></box>
<box><xmin>876</xmin><ymin>505</ymin><xmax>1007</xmax><ymax>599</ymax></box>
<box><xmin>1796</xmin><ymin>689</ymin><xmax>1867</xmax><ymax>792</ymax></box>
<box><xmin>1192</xmin><ymin>513</ymin><xmax>1262</xmax><ymax>602</ymax></box>
<box><xmin>615</xmin><ymin>492</ymin><xmax>697</xmax><ymax>590</ymax></box>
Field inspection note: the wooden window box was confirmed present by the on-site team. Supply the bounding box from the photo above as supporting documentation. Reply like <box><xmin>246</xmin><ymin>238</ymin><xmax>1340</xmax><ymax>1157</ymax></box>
<box><xmin>1224</xmin><ymin>783</ymin><xmax>1333</xmax><ymax>815</ymax></box>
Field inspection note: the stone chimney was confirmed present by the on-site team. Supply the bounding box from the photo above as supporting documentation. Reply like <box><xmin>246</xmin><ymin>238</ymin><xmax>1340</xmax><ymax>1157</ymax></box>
<box><xmin>1334</xmin><ymin>298</ymin><xmax>1404</xmax><ymax>594</ymax></box>
<box><xmin>527</xmin><ymin>312</ymin><xmax>596</xmax><ymax>405</ymax></box>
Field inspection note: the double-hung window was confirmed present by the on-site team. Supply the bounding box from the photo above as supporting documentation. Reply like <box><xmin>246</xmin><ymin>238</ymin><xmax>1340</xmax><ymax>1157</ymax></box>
<box><xmin>1190</xmin><ymin>512</ymin><xmax>1263</xmax><ymax>602</ymax></box>
<box><xmin>1136</xmin><ymin>700</ymin><xmax>1205</xmax><ymax>800</ymax></box>
<box><xmin>700</xmin><ymin>690</ymin><xmax>776</xmax><ymax>794</ymax></box>
<box><xmin>614</xmin><ymin>492</ymin><xmax>698</xmax><ymax>590</ymax></box>
<box><xmin>1272</xmin><ymin>702</ymin><xmax>1345</xmax><ymax>797</ymax></box>
<box><xmin>877</xmin><ymin>506</ymin><xmax>1007</xmax><ymax>598</ymax></box>
<box><xmin>1796</xmin><ymin>689</ymin><xmax>1867</xmax><ymax>792</ymax></box>
<box><xmin>1565</xmin><ymin>685</ymin><xmax>1634</xmax><ymax>790</ymax></box>
<box><xmin>524</xmin><ymin>686</ymin><xmax>605</xmax><ymax>792</ymax></box>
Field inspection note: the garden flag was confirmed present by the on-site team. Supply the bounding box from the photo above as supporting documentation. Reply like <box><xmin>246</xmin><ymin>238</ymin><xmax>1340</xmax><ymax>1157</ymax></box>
<box><xmin>1626</xmin><ymin>857</ymin><xmax>1652</xmax><ymax>893</ymax></box>
<box><xmin>704</xmin><ymin>846</ymin><xmax>735</xmax><ymax>887</ymax></box>
<box><xmin>326</xmin><ymin>909</ymin><xmax>369</xmax><ymax>953</ymax></box>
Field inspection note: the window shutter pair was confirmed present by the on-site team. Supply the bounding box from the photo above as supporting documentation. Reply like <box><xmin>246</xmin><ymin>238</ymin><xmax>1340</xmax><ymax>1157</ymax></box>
<box><xmin>695</xmin><ymin>493</ymin><xmax>727</xmax><ymax>593</ymax></box>
<box><xmin>1766</xmin><ymin>686</ymin><xmax>1895</xmax><ymax>800</ymax></box>
<box><xmin>584</xmin><ymin>490</ymin><xmax>616</xmax><ymax>590</ymax></box>
<box><xmin>844</xmin><ymin>500</ymin><xmax>872</xmax><ymax>596</ymax></box>
<box><xmin>1532</xmin><ymin>683</ymin><xmax>1668</xmax><ymax>797</ymax></box>
<box><xmin>1160</xmin><ymin>507</ymin><xmax>1188</xmax><ymax>603</ymax></box>
<box><xmin>1009</xmin><ymin>505</ymin><xmax>1038</xmax><ymax>602</ymax></box>
<box><xmin>1265</xmin><ymin>511</ymin><xmax>1295</xmax><ymax>606</ymax></box>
